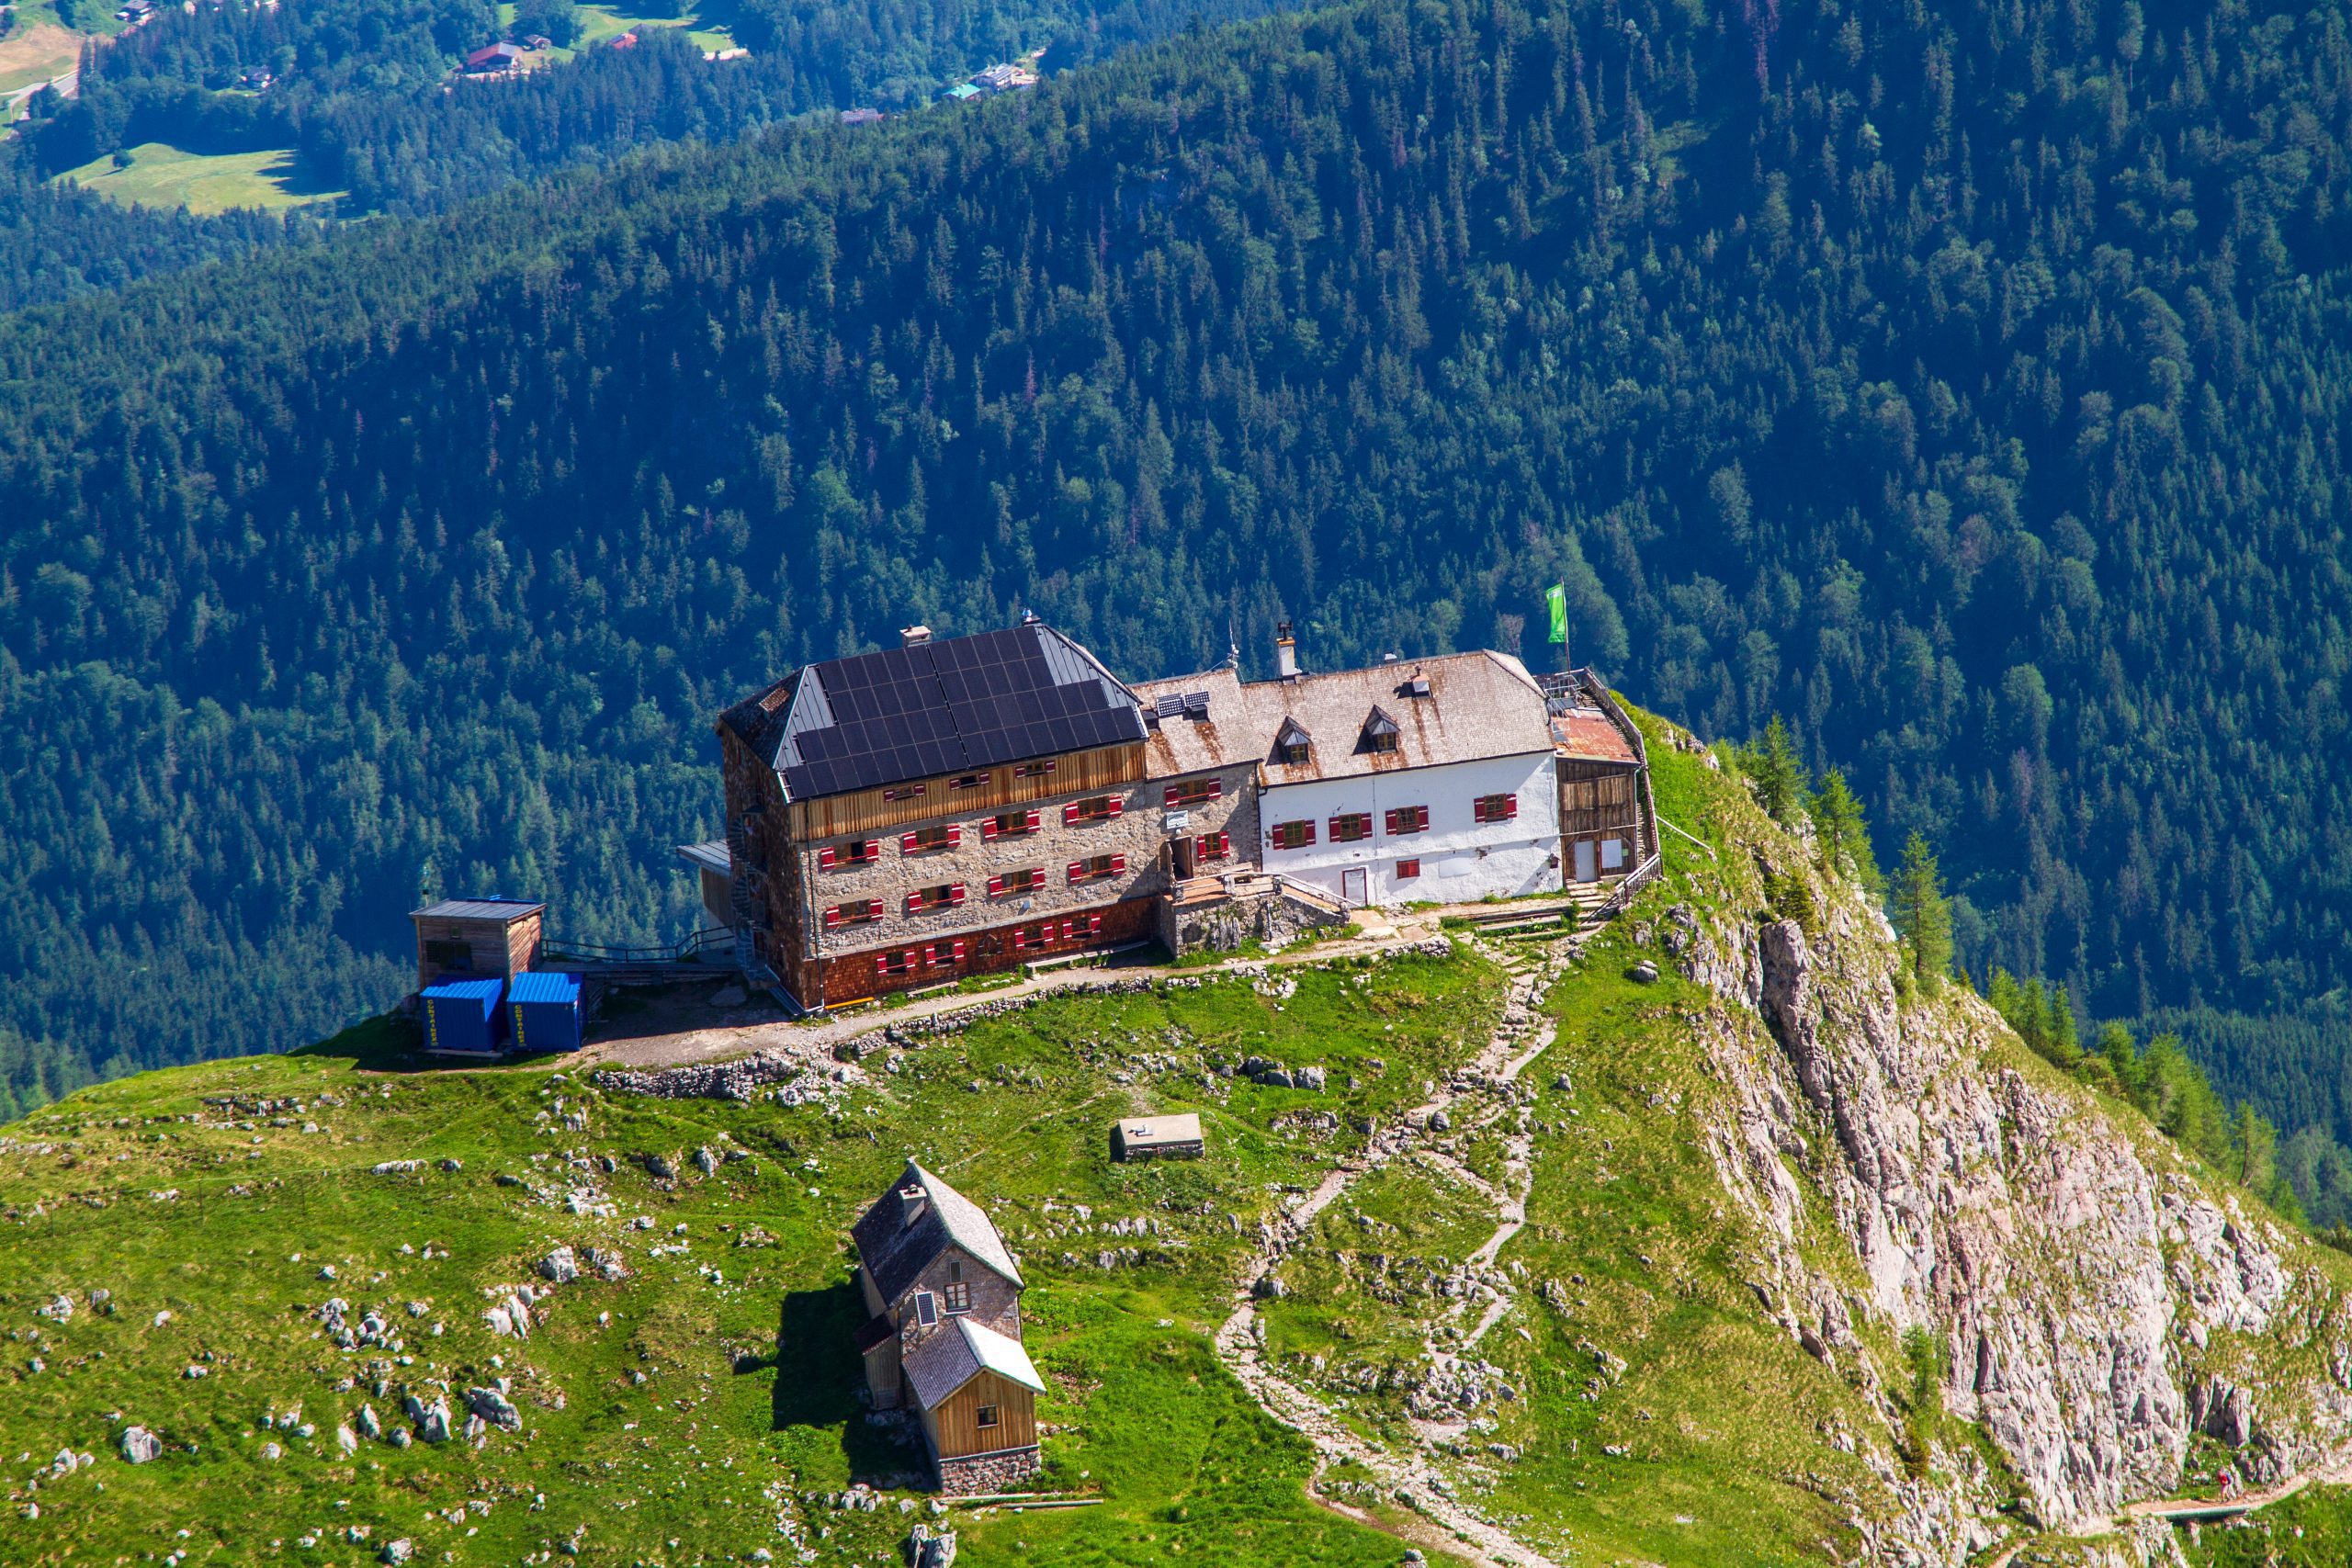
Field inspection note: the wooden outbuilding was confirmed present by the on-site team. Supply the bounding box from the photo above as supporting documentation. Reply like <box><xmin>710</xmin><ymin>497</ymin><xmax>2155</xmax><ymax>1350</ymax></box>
<box><xmin>410</xmin><ymin>897</ymin><xmax>545</xmax><ymax>990</ymax></box>
<box><xmin>1110</xmin><ymin>1112</ymin><xmax>1204</xmax><ymax>1162</ymax></box>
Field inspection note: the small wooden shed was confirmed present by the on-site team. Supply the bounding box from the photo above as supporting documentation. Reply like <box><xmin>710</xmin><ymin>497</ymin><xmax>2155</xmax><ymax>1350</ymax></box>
<box><xmin>1110</xmin><ymin>1112</ymin><xmax>1204</xmax><ymax>1162</ymax></box>
<box><xmin>411</xmin><ymin>897</ymin><xmax>546</xmax><ymax>991</ymax></box>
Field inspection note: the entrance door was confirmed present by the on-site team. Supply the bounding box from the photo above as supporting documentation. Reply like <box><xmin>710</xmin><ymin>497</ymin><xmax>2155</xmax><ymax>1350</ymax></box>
<box><xmin>1573</xmin><ymin>840</ymin><xmax>1598</xmax><ymax>883</ymax></box>
<box><xmin>1340</xmin><ymin>867</ymin><xmax>1369</xmax><ymax>907</ymax></box>
<box><xmin>1171</xmin><ymin>837</ymin><xmax>1196</xmax><ymax>878</ymax></box>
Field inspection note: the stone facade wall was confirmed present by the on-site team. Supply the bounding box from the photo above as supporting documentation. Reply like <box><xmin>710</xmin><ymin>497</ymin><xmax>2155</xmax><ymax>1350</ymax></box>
<box><xmin>934</xmin><ymin>1444</ymin><xmax>1042</xmax><ymax>1495</ymax></box>
<box><xmin>1158</xmin><ymin>884</ymin><xmax>1351</xmax><ymax>955</ymax></box>
<box><xmin>1148</xmin><ymin>761</ymin><xmax>1261</xmax><ymax>879</ymax></box>
<box><xmin>897</xmin><ymin>1246</ymin><xmax>1022</xmax><ymax>1341</ymax></box>
<box><xmin>797</xmin><ymin>773</ymin><xmax>1190</xmax><ymax>954</ymax></box>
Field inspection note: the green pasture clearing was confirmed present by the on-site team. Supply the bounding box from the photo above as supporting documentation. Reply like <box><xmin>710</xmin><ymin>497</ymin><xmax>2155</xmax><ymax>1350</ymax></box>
<box><xmin>54</xmin><ymin>142</ymin><xmax>345</xmax><ymax>213</ymax></box>
<box><xmin>567</xmin><ymin>4</ymin><xmax>736</xmax><ymax>53</ymax></box>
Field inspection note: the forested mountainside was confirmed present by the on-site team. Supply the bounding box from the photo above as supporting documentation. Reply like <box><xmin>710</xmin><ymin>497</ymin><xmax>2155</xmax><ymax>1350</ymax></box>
<box><xmin>12</xmin><ymin>0</ymin><xmax>1295</xmax><ymax>234</ymax></box>
<box><xmin>5</xmin><ymin>0</ymin><xmax>2352</xmax><ymax>1125</ymax></box>
<box><xmin>0</xmin><ymin>166</ymin><xmax>313</xmax><ymax>308</ymax></box>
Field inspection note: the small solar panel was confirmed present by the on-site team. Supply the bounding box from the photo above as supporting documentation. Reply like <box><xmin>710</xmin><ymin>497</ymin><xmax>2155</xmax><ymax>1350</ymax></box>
<box><xmin>914</xmin><ymin>1292</ymin><xmax>939</xmax><ymax>1327</ymax></box>
<box><xmin>1182</xmin><ymin>691</ymin><xmax>1210</xmax><ymax>718</ymax></box>
<box><xmin>1156</xmin><ymin>694</ymin><xmax>1186</xmax><ymax>718</ymax></box>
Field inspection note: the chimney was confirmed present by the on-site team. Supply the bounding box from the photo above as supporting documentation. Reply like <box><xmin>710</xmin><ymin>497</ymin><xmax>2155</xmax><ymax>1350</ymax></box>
<box><xmin>1275</xmin><ymin>621</ymin><xmax>1299</xmax><ymax>681</ymax></box>
<box><xmin>899</xmin><ymin>1185</ymin><xmax>928</xmax><ymax>1229</ymax></box>
<box><xmin>900</xmin><ymin>626</ymin><xmax>933</xmax><ymax>649</ymax></box>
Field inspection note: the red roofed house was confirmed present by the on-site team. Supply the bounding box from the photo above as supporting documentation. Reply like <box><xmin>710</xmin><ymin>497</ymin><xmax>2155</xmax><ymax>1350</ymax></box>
<box><xmin>464</xmin><ymin>41</ymin><xmax>524</xmax><ymax>72</ymax></box>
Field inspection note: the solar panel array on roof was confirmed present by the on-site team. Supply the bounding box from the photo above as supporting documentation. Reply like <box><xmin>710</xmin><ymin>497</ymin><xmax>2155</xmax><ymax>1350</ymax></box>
<box><xmin>1182</xmin><ymin>691</ymin><xmax>1210</xmax><ymax>718</ymax></box>
<box><xmin>766</xmin><ymin>623</ymin><xmax>1146</xmax><ymax>801</ymax></box>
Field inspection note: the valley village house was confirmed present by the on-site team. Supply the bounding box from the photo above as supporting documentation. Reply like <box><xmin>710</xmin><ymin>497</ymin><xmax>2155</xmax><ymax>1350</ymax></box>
<box><xmin>705</xmin><ymin>615</ymin><xmax>1653</xmax><ymax>1008</ymax></box>
<box><xmin>852</xmin><ymin>1163</ymin><xmax>1046</xmax><ymax>1493</ymax></box>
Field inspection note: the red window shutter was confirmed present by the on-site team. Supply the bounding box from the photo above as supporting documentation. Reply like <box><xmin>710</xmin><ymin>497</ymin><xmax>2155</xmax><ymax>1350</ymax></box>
<box><xmin>1505</xmin><ymin>795</ymin><xmax>1519</xmax><ymax>820</ymax></box>
<box><xmin>1012</xmin><ymin>927</ymin><xmax>1028</xmax><ymax>951</ymax></box>
<box><xmin>1063</xmin><ymin>803</ymin><xmax>1080</xmax><ymax>827</ymax></box>
<box><xmin>1206</xmin><ymin>778</ymin><xmax>1222</xmax><ymax>799</ymax></box>
<box><xmin>1087</xmin><ymin>914</ymin><xmax>1102</xmax><ymax>935</ymax></box>
<box><xmin>900</xmin><ymin>831</ymin><xmax>918</xmax><ymax>852</ymax></box>
<box><xmin>1107</xmin><ymin>796</ymin><xmax>1124</xmax><ymax>818</ymax></box>
<box><xmin>867</xmin><ymin>899</ymin><xmax>884</xmax><ymax>920</ymax></box>
<box><xmin>904</xmin><ymin>893</ymin><xmax>921</xmax><ymax>915</ymax></box>
<box><xmin>825</xmin><ymin>907</ymin><xmax>842</xmax><ymax>930</ymax></box>
<box><xmin>946</xmin><ymin>825</ymin><xmax>963</xmax><ymax>846</ymax></box>
<box><xmin>980</xmin><ymin>818</ymin><xmax>999</xmax><ymax>840</ymax></box>
<box><xmin>1067</xmin><ymin>860</ymin><xmax>1084</xmax><ymax>882</ymax></box>
<box><xmin>819</xmin><ymin>846</ymin><xmax>838</xmax><ymax>870</ymax></box>
<box><xmin>950</xmin><ymin>883</ymin><xmax>967</xmax><ymax>906</ymax></box>
<box><xmin>1163</xmin><ymin>784</ymin><xmax>1182</xmax><ymax>808</ymax></box>
<box><xmin>1417</xmin><ymin>807</ymin><xmax>1430</xmax><ymax>831</ymax></box>
<box><xmin>952</xmin><ymin>941</ymin><xmax>967</xmax><ymax>962</ymax></box>
<box><xmin>1216</xmin><ymin>831</ymin><xmax>1231</xmax><ymax>856</ymax></box>
<box><xmin>1024</xmin><ymin>808</ymin><xmax>1040</xmax><ymax>831</ymax></box>
<box><xmin>1383</xmin><ymin>809</ymin><xmax>1396</xmax><ymax>835</ymax></box>
<box><xmin>987</xmin><ymin>874</ymin><xmax>1003</xmax><ymax>897</ymax></box>
<box><xmin>1110</xmin><ymin>853</ymin><xmax>1127</xmax><ymax>874</ymax></box>
<box><xmin>1304</xmin><ymin>822</ymin><xmax>1317</xmax><ymax>846</ymax></box>
<box><xmin>863</xmin><ymin>839</ymin><xmax>880</xmax><ymax>861</ymax></box>
<box><xmin>875</xmin><ymin>954</ymin><xmax>888</xmax><ymax>975</ymax></box>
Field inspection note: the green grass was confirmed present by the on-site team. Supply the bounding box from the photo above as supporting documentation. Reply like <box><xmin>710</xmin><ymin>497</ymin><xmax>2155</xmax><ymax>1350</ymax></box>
<box><xmin>0</xmin><ymin>953</ymin><xmax>1492</xmax><ymax>1568</ymax></box>
<box><xmin>563</xmin><ymin>4</ymin><xmax>736</xmax><ymax>54</ymax></box>
<box><xmin>52</xmin><ymin>143</ymin><xmax>345</xmax><ymax>214</ymax></box>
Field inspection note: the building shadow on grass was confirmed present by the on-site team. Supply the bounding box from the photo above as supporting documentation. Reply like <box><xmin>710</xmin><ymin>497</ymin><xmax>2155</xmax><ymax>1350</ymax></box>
<box><xmin>291</xmin><ymin>1013</ymin><xmax>575</xmax><ymax>1076</ymax></box>
<box><xmin>772</xmin><ymin>1280</ymin><xmax>924</xmax><ymax>1484</ymax></box>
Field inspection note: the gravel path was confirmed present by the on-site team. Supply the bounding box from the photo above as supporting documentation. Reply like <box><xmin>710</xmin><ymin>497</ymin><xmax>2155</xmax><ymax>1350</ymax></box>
<box><xmin>1211</xmin><ymin>938</ymin><xmax>1570</xmax><ymax>1568</ymax></box>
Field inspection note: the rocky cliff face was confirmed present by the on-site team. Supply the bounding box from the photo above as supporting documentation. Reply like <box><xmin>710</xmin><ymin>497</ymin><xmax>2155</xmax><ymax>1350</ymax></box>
<box><xmin>1668</xmin><ymin>842</ymin><xmax>2352</xmax><ymax>1545</ymax></box>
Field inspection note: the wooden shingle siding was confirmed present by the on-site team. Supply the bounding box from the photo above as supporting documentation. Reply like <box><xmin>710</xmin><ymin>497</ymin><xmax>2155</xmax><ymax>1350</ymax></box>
<box><xmin>786</xmin><ymin>743</ymin><xmax>1146</xmax><ymax>840</ymax></box>
<box><xmin>412</xmin><ymin>910</ymin><xmax>542</xmax><ymax>990</ymax></box>
<box><xmin>925</xmin><ymin>1370</ymin><xmax>1037</xmax><ymax>1459</ymax></box>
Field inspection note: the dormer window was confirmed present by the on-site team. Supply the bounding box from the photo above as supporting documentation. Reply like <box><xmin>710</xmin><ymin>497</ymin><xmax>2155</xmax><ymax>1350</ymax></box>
<box><xmin>1360</xmin><ymin>705</ymin><xmax>1401</xmax><ymax>754</ymax></box>
<box><xmin>1273</xmin><ymin>716</ymin><xmax>1312</xmax><ymax>766</ymax></box>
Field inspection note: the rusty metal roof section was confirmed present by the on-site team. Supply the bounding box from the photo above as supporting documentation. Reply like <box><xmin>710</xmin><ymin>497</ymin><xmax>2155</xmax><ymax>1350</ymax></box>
<box><xmin>1130</xmin><ymin>666</ymin><xmax>1247</xmax><ymax>779</ymax></box>
<box><xmin>1551</xmin><ymin>707</ymin><xmax>1639</xmax><ymax>764</ymax></box>
<box><xmin>1237</xmin><ymin>649</ymin><xmax>1553</xmax><ymax>782</ymax></box>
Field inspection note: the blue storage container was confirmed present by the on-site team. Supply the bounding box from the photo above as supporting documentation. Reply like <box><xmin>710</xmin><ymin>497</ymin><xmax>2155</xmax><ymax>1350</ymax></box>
<box><xmin>420</xmin><ymin>978</ymin><xmax>507</xmax><ymax>1055</ymax></box>
<box><xmin>507</xmin><ymin>970</ymin><xmax>583</xmax><ymax>1054</ymax></box>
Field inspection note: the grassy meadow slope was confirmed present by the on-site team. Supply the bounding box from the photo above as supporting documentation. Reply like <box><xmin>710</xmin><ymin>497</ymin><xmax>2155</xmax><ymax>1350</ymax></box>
<box><xmin>7</xmin><ymin>726</ymin><xmax>2352</xmax><ymax>1567</ymax></box>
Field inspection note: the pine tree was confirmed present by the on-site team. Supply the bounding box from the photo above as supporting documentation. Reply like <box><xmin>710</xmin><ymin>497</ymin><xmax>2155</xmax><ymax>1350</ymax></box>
<box><xmin>1808</xmin><ymin>766</ymin><xmax>1880</xmax><ymax>890</ymax></box>
<box><xmin>1891</xmin><ymin>831</ymin><xmax>1952</xmax><ymax>992</ymax></box>
<box><xmin>1743</xmin><ymin>716</ymin><xmax>1810</xmax><ymax>826</ymax></box>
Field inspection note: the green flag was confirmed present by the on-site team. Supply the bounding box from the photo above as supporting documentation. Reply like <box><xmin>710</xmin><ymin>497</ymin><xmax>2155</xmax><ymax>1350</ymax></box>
<box><xmin>1546</xmin><ymin>583</ymin><xmax>1567</xmax><ymax>645</ymax></box>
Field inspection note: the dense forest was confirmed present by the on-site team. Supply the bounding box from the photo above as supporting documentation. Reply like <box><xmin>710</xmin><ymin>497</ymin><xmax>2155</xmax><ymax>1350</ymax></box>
<box><xmin>14</xmin><ymin>0</ymin><xmax>1300</xmax><ymax>223</ymax></box>
<box><xmin>5</xmin><ymin>0</ymin><xmax>2352</xmax><ymax>1148</ymax></box>
<box><xmin>0</xmin><ymin>162</ymin><xmax>315</xmax><ymax>310</ymax></box>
